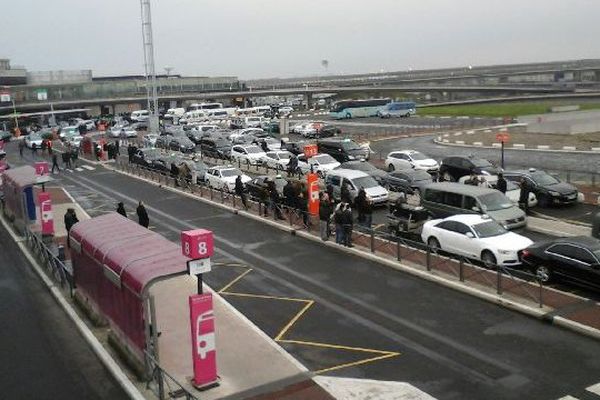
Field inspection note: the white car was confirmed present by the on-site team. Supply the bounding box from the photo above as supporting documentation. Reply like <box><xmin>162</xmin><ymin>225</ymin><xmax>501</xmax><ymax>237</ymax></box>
<box><xmin>279</xmin><ymin>106</ymin><xmax>294</xmax><ymax>115</ymax></box>
<box><xmin>205</xmin><ymin>166</ymin><xmax>251</xmax><ymax>191</ymax></box>
<box><xmin>262</xmin><ymin>150</ymin><xmax>292</xmax><ymax>170</ymax></box>
<box><xmin>109</xmin><ymin>125</ymin><xmax>137</xmax><ymax>138</ymax></box>
<box><xmin>297</xmin><ymin>153</ymin><xmax>341</xmax><ymax>176</ymax></box>
<box><xmin>66</xmin><ymin>134</ymin><xmax>83</xmax><ymax>148</ymax></box>
<box><xmin>421</xmin><ymin>214</ymin><xmax>533</xmax><ymax>267</ymax></box>
<box><xmin>25</xmin><ymin>133</ymin><xmax>44</xmax><ymax>149</ymax></box>
<box><xmin>81</xmin><ymin>119</ymin><xmax>96</xmax><ymax>131</ymax></box>
<box><xmin>229</xmin><ymin>128</ymin><xmax>264</xmax><ymax>141</ymax></box>
<box><xmin>244</xmin><ymin>116</ymin><xmax>263</xmax><ymax>128</ymax></box>
<box><xmin>386</xmin><ymin>150</ymin><xmax>439</xmax><ymax>173</ymax></box>
<box><xmin>143</xmin><ymin>133</ymin><xmax>160</xmax><ymax>147</ymax></box>
<box><xmin>293</xmin><ymin>121</ymin><xmax>324</xmax><ymax>137</ymax></box>
<box><xmin>230</xmin><ymin>144</ymin><xmax>266</xmax><ymax>165</ymax></box>
<box><xmin>458</xmin><ymin>175</ymin><xmax>538</xmax><ymax>208</ymax></box>
<box><xmin>59</xmin><ymin>126</ymin><xmax>80</xmax><ymax>140</ymax></box>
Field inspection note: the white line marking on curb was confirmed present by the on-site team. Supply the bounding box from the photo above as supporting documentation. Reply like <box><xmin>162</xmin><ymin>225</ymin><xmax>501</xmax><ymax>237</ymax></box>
<box><xmin>82</xmin><ymin>165</ymin><xmax>95</xmax><ymax>170</ymax></box>
<box><xmin>513</xmin><ymin>144</ymin><xmax>525</xmax><ymax>148</ymax></box>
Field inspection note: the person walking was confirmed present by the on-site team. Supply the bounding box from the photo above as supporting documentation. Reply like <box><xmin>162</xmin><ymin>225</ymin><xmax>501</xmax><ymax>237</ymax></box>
<box><xmin>319</xmin><ymin>193</ymin><xmax>333</xmax><ymax>241</ymax></box>
<box><xmin>354</xmin><ymin>188</ymin><xmax>367</xmax><ymax>226</ymax></box>
<box><xmin>18</xmin><ymin>140</ymin><xmax>25</xmax><ymax>158</ymax></box>
<box><xmin>41</xmin><ymin>139</ymin><xmax>48</xmax><ymax>156</ymax></box>
<box><xmin>283</xmin><ymin>180</ymin><xmax>295</xmax><ymax>211</ymax></box>
<box><xmin>137</xmin><ymin>201</ymin><xmax>150</xmax><ymax>228</ymax></box>
<box><xmin>116</xmin><ymin>202</ymin><xmax>127</xmax><ymax>218</ymax></box>
<box><xmin>288</xmin><ymin>154</ymin><xmax>299</xmax><ymax>177</ymax></box>
<box><xmin>341</xmin><ymin>181</ymin><xmax>352</xmax><ymax>205</ymax></box>
<box><xmin>234</xmin><ymin>175</ymin><xmax>248</xmax><ymax>210</ymax></box>
<box><xmin>71</xmin><ymin>148</ymin><xmax>79</xmax><ymax>168</ymax></box>
<box><xmin>51</xmin><ymin>151</ymin><xmax>60</xmax><ymax>173</ymax></box>
<box><xmin>31</xmin><ymin>142</ymin><xmax>38</xmax><ymax>157</ymax></box>
<box><xmin>267</xmin><ymin>179</ymin><xmax>284</xmax><ymax>219</ymax></box>
<box><xmin>298</xmin><ymin>192</ymin><xmax>309</xmax><ymax>227</ymax></box>
<box><xmin>63</xmin><ymin>208</ymin><xmax>79</xmax><ymax>248</ymax></box>
<box><xmin>333</xmin><ymin>202</ymin><xmax>344</xmax><ymax>244</ymax></box>
<box><xmin>363</xmin><ymin>197</ymin><xmax>373</xmax><ymax>230</ymax></box>
<box><xmin>518</xmin><ymin>177</ymin><xmax>531</xmax><ymax>215</ymax></box>
<box><xmin>497</xmin><ymin>172</ymin><xmax>507</xmax><ymax>194</ymax></box>
<box><xmin>127</xmin><ymin>143</ymin><xmax>135</xmax><ymax>163</ymax></box>
<box><xmin>341</xmin><ymin>203</ymin><xmax>354</xmax><ymax>248</ymax></box>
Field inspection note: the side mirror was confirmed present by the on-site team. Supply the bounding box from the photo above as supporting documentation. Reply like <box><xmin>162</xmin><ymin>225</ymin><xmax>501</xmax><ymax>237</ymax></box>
<box><xmin>465</xmin><ymin>232</ymin><xmax>474</xmax><ymax>239</ymax></box>
<box><xmin>471</xmin><ymin>206</ymin><xmax>480</xmax><ymax>212</ymax></box>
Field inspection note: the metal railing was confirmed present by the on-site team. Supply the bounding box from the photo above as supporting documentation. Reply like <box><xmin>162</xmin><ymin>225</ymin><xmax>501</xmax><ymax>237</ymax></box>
<box><xmin>145</xmin><ymin>351</ymin><xmax>199</xmax><ymax>400</ymax></box>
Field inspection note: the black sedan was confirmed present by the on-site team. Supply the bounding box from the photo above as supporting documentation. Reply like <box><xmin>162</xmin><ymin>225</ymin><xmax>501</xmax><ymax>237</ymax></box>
<box><xmin>168</xmin><ymin>136</ymin><xmax>196</xmax><ymax>153</ymax></box>
<box><xmin>503</xmin><ymin>169</ymin><xmax>579</xmax><ymax>207</ymax></box>
<box><xmin>381</xmin><ymin>169</ymin><xmax>433</xmax><ymax>195</ymax></box>
<box><xmin>132</xmin><ymin>148</ymin><xmax>162</xmax><ymax>168</ymax></box>
<box><xmin>246</xmin><ymin>175</ymin><xmax>287</xmax><ymax>200</ymax></box>
<box><xmin>521</xmin><ymin>236</ymin><xmax>600</xmax><ymax>290</ymax></box>
<box><xmin>340</xmin><ymin>161</ymin><xmax>386</xmax><ymax>183</ymax></box>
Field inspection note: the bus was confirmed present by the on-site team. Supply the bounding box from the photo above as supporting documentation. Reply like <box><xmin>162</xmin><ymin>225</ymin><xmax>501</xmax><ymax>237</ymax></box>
<box><xmin>187</xmin><ymin>102</ymin><xmax>223</xmax><ymax>112</ymax></box>
<box><xmin>329</xmin><ymin>99</ymin><xmax>390</xmax><ymax>119</ymax></box>
<box><xmin>377</xmin><ymin>101</ymin><xmax>416</xmax><ymax>118</ymax></box>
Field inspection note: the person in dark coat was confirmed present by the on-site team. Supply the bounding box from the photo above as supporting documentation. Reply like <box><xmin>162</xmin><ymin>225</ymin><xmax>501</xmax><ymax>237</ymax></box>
<box><xmin>234</xmin><ymin>175</ymin><xmax>248</xmax><ymax>210</ymax></box>
<box><xmin>341</xmin><ymin>181</ymin><xmax>352</xmax><ymax>205</ymax></box>
<box><xmin>518</xmin><ymin>177</ymin><xmax>531</xmax><ymax>215</ymax></box>
<box><xmin>116</xmin><ymin>202</ymin><xmax>127</xmax><ymax>218</ymax></box>
<box><xmin>127</xmin><ymin>143</ymin><xmax>135</xmax><ymax>163</ymax></box>
<box><xmin>288</xmin><ymin>154</ymin><xmax>299</xmax><ymax>177</ymax></box>
<box><xmin>71</xmin><ymin>148</ymin><xmax>79</xmax><ymax>168</ymax></box>
<box><xmin>298</xmin><ymin>192</ymin><xmax>309</xmax><ymax>226</ymax></box>
<box><xmin>333</xmin><ymin>202</ymin><xmax>344</xmax><ymax>244</ymax></box>
<box><xmin>319</xmin><ymin>193</ymin><xmax>333</xmax><ymax>241</ymax></box>
<box><xmin>354</xmin><ymin>188</ymin><xmax>367</xmax><ymax>225</ymax></box>
<box><xmin>31</xmin><ymin>142</ymin><xmax>38</xmax><ymax>157</ymax></box>
<box><xmin>258</xmin><ymin>185</ymin><xmax>269</xmax><ymax>217</ymax></box>
<box><xmin>64</xmin><ymin>208</ymin><xmax>79</xmax><ymax>248</ymax></box>
<box><xmin>497</xmin><ymin>173</ymin><xmax>507</xmax><ymax>194</ymax></box>
<box><xmin>341</xmin><ymin>203</ymin><xmax>354</xmax><ymax>247</ymax></box>
<box><xmin>18</xmin><ymin>140</ymin><xmax>25</xmax><ymax>157</ymax></box>
<box><xmin>41</xmin><ymin>139</ymin><xmax>48</xmax><ymax>156</ymax></box>
<box><xmin>267</xmin><ymin>180</ymin><xmax>283</xmax><ymax>219</ymax></box>
<box><xmin>283</xmin><ymin>180</ymin><xmax>295</xmax><ymax>210</ymax></box>
<box><xmin>260</xmin><ymin>140</ymin><xmax>269</xmax><ymax>153</ymax></box>
<box><xmin>326</xmin><ymin>183</ymin><xmax>335</xmax><ymax>204</ymax></box>
<box><xmin>62</xmin><ymin>151</ymin><xmax>71</xmax><ymax>169</ymax></box>
<box><xmin>137</xmin><ymin>201</ymin><xmax>150</xmax><ymax>228</ymax></box>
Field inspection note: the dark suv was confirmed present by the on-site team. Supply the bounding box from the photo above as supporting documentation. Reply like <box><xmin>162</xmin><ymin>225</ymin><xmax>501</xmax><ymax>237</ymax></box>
<box><xmin>317</xmin><ymin>138</ymin><xmax>369</xmax><ymax>162</ymax></box>
<box><xmin>200</xmin><ymin>137</ymin><xmax>231</xmax><ymax>159</ymax></box>
<box><xmin>503</xmin><ymin>169</ymin><xmax>579</xmax><ymax>207</ymax></box>
<box><xmin>439</xmin><ymin>156</ymin><xmax>498</xmax><ymax>182</ymax></box>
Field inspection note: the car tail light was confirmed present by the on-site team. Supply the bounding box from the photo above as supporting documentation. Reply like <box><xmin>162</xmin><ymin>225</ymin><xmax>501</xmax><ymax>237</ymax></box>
<box><xmin>519</xmin><ymin>249</ymin><xmax>530</xmax><ymax>260</ymax></box>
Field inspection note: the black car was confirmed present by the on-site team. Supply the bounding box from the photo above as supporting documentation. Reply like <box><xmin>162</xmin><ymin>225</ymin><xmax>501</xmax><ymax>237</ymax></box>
<box><xmin>381</xmin><ymin>169</ymin><xmax>433</xmax><ymax>195</ymax></box>
<box><xmin>131</xmin><ymin>148</ymin><xmax>162</xmax><ymax>168</ymax></box>
<box><xmin>245</xmin><ymin>175</ymin><xmax>287</xmax><ymax>200</ymax></box>
<box><xmin>439</xmin><ymin>156</ymin><xmax>498</xmax><ymax>182</ymax></box>
<box><xmin>503</xmin><ymin>169</ymin><xmax>579</xmax><ymax>207</ymax></box>
<box><xmin>305</xmin><ymin>124</ymin><xmax>341</xmax><ymax>139</ymax></box>
<box><xmin>199</xmin><ymin>137</ymin><xmax>231</xmax><ymax>159</ymax></box>
<box><xmin>151</xmin><ymin>154</ymin><xmax>185</xmax><ymax>173</ymax></box>
<box><xmin>168</xmin><ymin>136</ymin><xmax>196</xmax><ymax>153</ymax></box>
<box><xmin>317</xmin><ymin>138</ymin><xmax>369</xmax><ymax>162</ymax></box>
<box><xmin>0</xmin><ymin>130</ymin><xmax>12</xmax><ymax>143</ymax></box>
<box><xmin>521</xmin><ymin>236</ymin><xmax>600</xmax><ymax>290</ymax></box>
<box><xmin>282</xmin><ymin>140</ymin><xmax>309</xmax><ymax>155</ymax></box>
<box><xmin>181</xmin><ymin>159</ymin><xmax>209</xmax><ymax>183</ymax></box>
<box><xmin>340</xmin><ymin>161</ymin><xmax>386</xmax><ymax>183</ymax></box>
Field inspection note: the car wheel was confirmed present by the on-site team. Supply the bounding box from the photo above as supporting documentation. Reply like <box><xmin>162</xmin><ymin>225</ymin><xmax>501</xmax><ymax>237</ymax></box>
<box><xmin>535</xmin><ymin>265</ymin><xmax>552</xmax><ymax>283</ymax></box>
<box><xmin>427</xmin><ymin>237</ymin><xmax>441</xmax><ymax>252</ymax></box>
<box><xmin>345</xmin><ymin>113</ymin><xmax>352</xmax><ymax>119</ymax></box>
<box><xmin>481</xmin><ymin>251</ymin><xmax>497</xmax><ymax>268</ymax></box>
<box><xmin>388</xmin><ymin>164</ymin><xmax>395</xmax><ymax>172</ymax></box>
<box><xmin>538</xmin><ymin>194</ymin><xmax>550</xmax><ymax>208</ymax></box>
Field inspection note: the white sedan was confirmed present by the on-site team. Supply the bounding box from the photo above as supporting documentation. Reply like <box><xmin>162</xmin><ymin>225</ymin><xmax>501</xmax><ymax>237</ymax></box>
<box><xmin>262</xmin><ymin>150</ymin><xmax>292</xmax><ymax>170</ymax></box>
<box><xmin>421</xmin><ymin>214</ymin><xmax>533</xmax><ymax>267</ymax></box>
<box><xmin>205</xmin><ymin>166</ymin><xmax>251</xmax><ymax>191</ymax></box>
<box><xmin>230</xmin><ymin>144</ymin><xmax>266</xmax><ymax>166</ymax></box>
<box><xmin>386</xmin><ymin>150</ymin><xmax>438</xmax><ymax>172</ymax></box>
<box><xmin>109</xmin><ymin>125</ymin><xmax>137</xmax><ymax>138</ymax></box>
<box><xmin>297</xmin><ymin>153</ymin><xmax>341</xmax><ymax>176</ymax></box>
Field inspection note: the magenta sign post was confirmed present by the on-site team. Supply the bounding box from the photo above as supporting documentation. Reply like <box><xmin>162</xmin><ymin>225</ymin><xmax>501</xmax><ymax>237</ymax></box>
<box><xmin>38</xmin><ymin>191</ymin><xmax>54</xmax><ymax>235</ymax></box>
<box><xmin>181</xmin><ymin>229</ymin><xmax>214</xmax><ymax>259</ymax></box>
<box><xmin>189</xmin><ymin>293</ymin><xmax>218</xmax><ymax>388</ymax></box>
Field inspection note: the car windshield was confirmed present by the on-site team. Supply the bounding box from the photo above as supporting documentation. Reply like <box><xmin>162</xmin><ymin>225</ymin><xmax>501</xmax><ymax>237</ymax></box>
<box><xmin>531</xmin><ymin>172</ymin><xmax>560</xmax><ymax>186</ymax></box>
<box><xmin>246</xmin><ymin>146</ymin><xmax>263</xmax><ymax>154</ymax></box>
<box><xmin>313</xmin><ymin>154</ymin><xmax>336</xmax><ymax>164</ymax></box>
<box><xmin>221</xmin><ymin>169</ymin><xmax>242</xmax><ymax>177</ymax></box>
<box><xmin>479</xmin><ymin>192</ymin><xmax>514</xmax><ymax>211</ymax></box>
<box><xmin>472</xmin><ymin>220</ymin><xmax>507</xmax><ymax>238</ymax></box>
<box><xmin>353</xmin><ymin>175</ymin><xmax>379</xmax><ymax>189</ymax></box>
<box><xmin>471</xmin><ymin>158</ymin><xmax>492</xmax><ymax>168</ymax></box>
<box><xmin>340</xmin><ymin>141</ymin><xmax>362</xmax><ymax>151</ymax></box>
<box><xmin>409</xmin><ymin>152</ymin><xmax>427</xmax><ymax>161</ymax></box>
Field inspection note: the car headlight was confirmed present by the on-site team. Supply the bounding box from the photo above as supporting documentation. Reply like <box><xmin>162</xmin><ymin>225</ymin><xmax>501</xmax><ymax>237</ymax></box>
<box><xmin>548</xmin><ymin>190</ymin><xmax>560</xmax><ymax>197</ymax></box>
<box><xmin>497</xmin><ymin>250</ymin><xmax>512</xmax><ymax>255</ymax></box>
<box><xmin>348</xmin><ymin>155</ymin><xmax>356</xmax><ymax>160</ymax></box>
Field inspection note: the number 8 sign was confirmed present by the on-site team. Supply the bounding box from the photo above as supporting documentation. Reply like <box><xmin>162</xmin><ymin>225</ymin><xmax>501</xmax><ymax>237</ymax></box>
<box><xmin>181</xmin><ymin>229</ymin><xmax>214</xmax><ymax>259</ymax></box>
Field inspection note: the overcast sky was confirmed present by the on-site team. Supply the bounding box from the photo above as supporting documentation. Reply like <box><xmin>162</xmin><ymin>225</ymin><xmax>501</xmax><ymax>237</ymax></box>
<box><xmin>2</xmin><ymin>0</ymin><xmax>599</xmax><ymax>79</ymax></box>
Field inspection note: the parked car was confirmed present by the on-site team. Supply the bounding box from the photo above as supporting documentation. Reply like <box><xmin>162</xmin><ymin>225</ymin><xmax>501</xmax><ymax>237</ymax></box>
<box><xmin>143</xmin><ymin>133</ymin><xmax>160</xmax><ymax>147</ymax></box>
<box><xmin>200</xmin><ymin>137</ymin><xmax>231</xmax><ymax>159</ymax></box>
<box><xmin>59</xmin><ymin>126</ymin><xmax>80</xmax><ymax>140</ymax></box>
<box><xmin>521</xmin><ymin>236</ymin><xmax>600</xmax><ymax>289</ymax></box>
<box><xmin>229</xmin><ymin>128</ymin><xmax>264</xmax><ymax>142</ymax></box>
<box><xmin>458</xmin><ymin>175</ymin><xmax>538</xmax><ymax>208</ymax></box>
<box><xmin>282</xmin><ymin>140</ymin><xmax>309</xmax><ymax>155</ymax></box>
<box><xmin>151</xmin><ymin>154</ymin><xmax>185</xmax><ymax>174</ymax></box>
<box><xmin>168</xmin><ymin>136</ymin><xmax>196</xmax><ymax>153</ymax></box>
<box><xmin>305</xmin><ymin>124</ymin><xmax>340</xmax><ymax>139</ymax></box>
<box><xmin>230</xmin><ymin>144</ymin><xmax>266</xmax><ymax>165</ymax></box>
<box><xmin>386</xmin><ymin>150</ymin><xmax>439</xmax><ymax>173</ymax></box>
<box><xmin>421</xmin><ymin>182</ymin><xmax>526</xmax><ymax>230</ymax></box>
<box><xmin>279</xmin><ymin>106</ymin><xmax>294</xmax><ymax>115</ymax></box>
<box><xmin>297</xmin><ymin>153</ymin><xmax>341</xmax><ymax>176</ymax></box>
<box><xmin>382</xmin><ymin>169</ymin><xmax>434</xmax><ymax>195</ymax></box>
<box><xmin>340</xmin><ymin>160</ymin><xmax>386</xmax><ymax>183</ymax></box>
<box><xmin>0</xmin><ymin>130</ymin><xmax>12</xmax><ymax>143</ymax></box>
<box><xmin>439</xmin><ymin>156</ymin><xmax>499</xmax><ymax>182</ymax></box>
<box><xmin>205</xmin><ymin>166</ymin><xmax>251</xmax><ymax>191</ymax></box>
<box><xmin>317</xmin><ymin>138</ymin><xmax>369</xmax><ymax>162</ymax></box>
<box><xmin>252</xmin><ymin>137</ymin><xmax>281</xmax><ymax>151</ymax></box>
<box><xmin>244</xmin><ymin>116</ymin><xmax>264</xmax><ymax>128</ymax></box>
<box><xmin>503</xmin><ymin>169</ymin><xmax>580</xmax><ymax>207</ymax></box>
<box><xmin>181</xmin><ymin>159</ymin><xmax>209</xmax><ymax>183</ymax></box>
<box><xmin>25</xmin><ymin>133</ymin><xmax>43</xmax><ymax>149</ymax></box>
<box><xmin>421</xmin><ymin>214</ymin><xmax>533</xmax><ymax>267</ymax></box>
<box><xmin>109</xmin><ymin>125</ymin><xmax>137</xmax><ymax>138</ymax></box>
<box><xmin>246</xmin><ymin>175</ymin><xmax>288</xmax><ymax>200</ymax></box>
<box><xmin>325</xmin><ymin>168</ymin><xmax>389</xmax><ymax>205</ymax></box>
<box><xmin>132</xmin><ymin>148</ymin><xmax>162</xmax><ymax>168</ymax></box>
<box><xmin>65</xmin><ymin>134</ymin><xmax>84</xmax><ymax>148</ymax></box>
<box><xmin>262</xmin><ymin>150</ymin><xmax>292</xmax><ymax>170</ymax></box>
<box><xmin>292</xmin><ymin>122</ymin><xmax>319</xmax><ymax>137</ymax></box>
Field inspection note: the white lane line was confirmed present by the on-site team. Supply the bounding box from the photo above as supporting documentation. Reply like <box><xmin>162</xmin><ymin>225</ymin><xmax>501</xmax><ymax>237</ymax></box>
<box><xmin>75</xmin><ymin>167</ymin><xmax>84</xmax><ymax>172</ymax></box>
<box><xmin>82</xmin><ymin>165</ymin><xmax>95</xmax><ymax>170</ymax></box>
<box><xmin>587</xmin><ymin>382</ymin><xmax>600</xmax><ymax>395</ymax></box>
<box><xmin>557</xmin><ymin>396</ymin><xmax>579</xmax><ymax>400</ymax></box>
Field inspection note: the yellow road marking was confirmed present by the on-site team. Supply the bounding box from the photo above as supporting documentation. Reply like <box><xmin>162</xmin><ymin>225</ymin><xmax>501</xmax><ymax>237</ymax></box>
<box><xmin>279</xmin><ymin>339</ymin><xmax>398</xmax><ymax>355</ymax></box>
<box><xmin>274</xmin><ymin>300</ymin><xmax>315</xmax><ymax>341</ymax></box>
<box><xmin>314</xmin><ymin>352</ymin><xmax>399</xmax><ymax>374</ymax></box>
<box><xmin>218</xmin><ymin>269</ymin><xmax>253</xmax><ymax>293</ymax></box>
<box><xmin>221</xmin><ymin>292</ymin><xmax>313</xmax><ymax>303</ymax></box>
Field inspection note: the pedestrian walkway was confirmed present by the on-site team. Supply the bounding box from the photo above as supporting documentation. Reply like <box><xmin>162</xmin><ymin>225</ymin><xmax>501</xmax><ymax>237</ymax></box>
<box><xmin>314</xmin><ymin>377</ymin><xmax>436</xmax><ymax>400</ymax></box>
<box><xmin>557</xmin><ymin>381</ymin><xmax>600</xmax><ymax>399</ymax></box>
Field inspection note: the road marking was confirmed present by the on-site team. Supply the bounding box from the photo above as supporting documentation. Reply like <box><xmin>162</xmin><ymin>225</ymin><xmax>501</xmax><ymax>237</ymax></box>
<box><xmin>557</xmin><ymin>396</ymin><xmax>579</xmax><ymax>400</ymax></box>
<box><xmin>587</xmin><ymin>382</ymin><xmax>600</xmax><ymax>395</ymax></box>
<box><xmin>82</xmin><ymin>165</ymin><xmax>95</xmax><ymax>170</ymax></box>
<box><xmin>218</xmin><ymin>268</ymin><xmax>253</xmax><ymax>293</ymax></box>
<box><xmin>274</xmin><ymin>300</ymin><xmax>315</xmax><ymax>341</ymax></box>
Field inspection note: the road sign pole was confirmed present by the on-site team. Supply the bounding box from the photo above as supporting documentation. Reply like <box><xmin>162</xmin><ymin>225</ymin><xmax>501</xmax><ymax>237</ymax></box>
<box><xmin>501</xmin><ymin>141</ymin><xmax>505</xmax><ymax>169</ymax></box>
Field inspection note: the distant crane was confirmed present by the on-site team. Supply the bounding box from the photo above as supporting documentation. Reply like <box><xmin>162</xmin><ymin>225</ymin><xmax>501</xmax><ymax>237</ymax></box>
<box><xmin>140</xmin><ymin>0</ymin><xmax>159</xmax><ymax>133</ymax></box>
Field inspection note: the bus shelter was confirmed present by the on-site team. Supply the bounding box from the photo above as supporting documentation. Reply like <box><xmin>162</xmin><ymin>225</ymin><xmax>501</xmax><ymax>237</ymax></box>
<box><xmin>69</xmin><ymin>212</ymin><xmax>189</xmax><ymax>373</ymax></box>
<box><xmin>1</xmin><ymin>165</ymin><xmax>38</xmax><ymax>233</ymax></box>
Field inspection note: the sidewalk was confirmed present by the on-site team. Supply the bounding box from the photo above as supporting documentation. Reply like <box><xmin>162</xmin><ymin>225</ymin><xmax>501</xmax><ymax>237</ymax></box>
<box><xmin>527</xmin><ymin>216</ymin><xmax>591</xmax><ymax>237</ymax></box>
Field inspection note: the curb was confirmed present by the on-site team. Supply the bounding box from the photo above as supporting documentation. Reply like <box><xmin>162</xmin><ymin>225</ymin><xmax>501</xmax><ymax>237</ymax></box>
<box><xmin>433</xmin><ymin>138</ymin><xmax>600</xmax><ymax>155</ymax></box>
<box><xmin>0</xmin><ymin>215</ymin><xmax>147</xmax><ymax>400</ymax></box>
<box><xmin>110</xmin><ymin>165</ymin><xmax>600</xmax><ymax>342</ymax></box>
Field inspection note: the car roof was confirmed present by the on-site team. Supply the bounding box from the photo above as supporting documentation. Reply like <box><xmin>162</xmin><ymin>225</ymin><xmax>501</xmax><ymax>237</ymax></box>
<box><xmin>504</xmin><ymin>169</ymin><xmax>549</xmax><ymax>176</ymax></box>
<box><xmin>442</xmin><ymin>214</ymin><xmax>493</xmax><ymax>225</ymax></box>
<box><xmin>424</xmin><ymin>182</ymin><xmax>498</xmax><ymax>196</ymax></box>
<box><xmin>390</xmin><ymin>150</ymin><xmax>419</xmax><ymax>155</ymax></box>
<box><xmin>548</xmin><ymin>236</ymin><xmax>600</xmax><ymax>250</ymax></box>
<box><xmin>327</xmin><ymin>168</ymin><xmax>369</xmax><ymax>179</ymax></box>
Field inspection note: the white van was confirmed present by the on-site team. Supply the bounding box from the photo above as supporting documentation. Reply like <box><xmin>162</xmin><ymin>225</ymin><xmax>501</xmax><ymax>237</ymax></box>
<box><xmin>130</xmin><ymin>110</ymin><xmax>150</xmax><ymax>122</ymax></box>
<box><xmin>325</xmin><ymin>169</ymin><xmax>389</xmax><ymax>205</ymax></box>
<box><xmin>165</xmin><ymin>108</ymin><xmax>185</xmax><ymax>120</ymax></box>
<box><xmin>253</xmin><ymin>106</ymin><xmax>272</xmax><ymax>116</ymax></box>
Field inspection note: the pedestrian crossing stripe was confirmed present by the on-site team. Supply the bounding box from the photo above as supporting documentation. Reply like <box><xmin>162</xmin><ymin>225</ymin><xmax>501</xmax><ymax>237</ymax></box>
<box><xmin>587</xmin><ymin>382</ymin><xmax>600</xmax><ymax>395</ymax></box>
<box><xmin>75</xmin><ymin>168</ymin><xmax>84</xmax><ymax>172</ymax></box>
<box><xmin>82</xmin><ymin>165</ymin><xmax>95</xmax><ymax>170</ymax></box>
